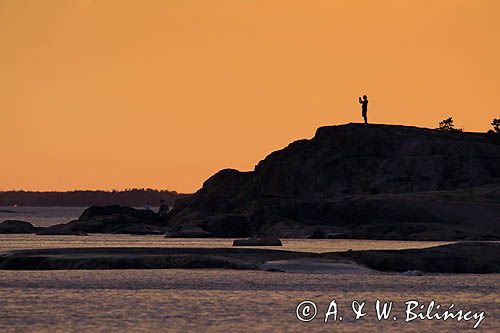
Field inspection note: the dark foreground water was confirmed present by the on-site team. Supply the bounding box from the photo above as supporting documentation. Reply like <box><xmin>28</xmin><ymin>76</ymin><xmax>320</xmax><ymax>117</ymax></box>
<box><xmin>0</xmin><ymin>236</ymin><xmax>497</xmax><ymax>332</ymax></box>
<box><xmin>0</xmin><ymin>269</ymin><xmax>498</xmax><ymax>332</ymax></box>
<box><xmin>0</xmin><ymin>207</ymin><xmax>498</xmax><ymax>332</ymax></box>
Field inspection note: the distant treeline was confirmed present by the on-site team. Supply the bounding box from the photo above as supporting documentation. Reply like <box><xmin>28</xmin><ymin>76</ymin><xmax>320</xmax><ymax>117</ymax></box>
<box><xmin>0</xmin><ymin>189</ymin><xmax>190</xmax><ymax>207</ymax></box>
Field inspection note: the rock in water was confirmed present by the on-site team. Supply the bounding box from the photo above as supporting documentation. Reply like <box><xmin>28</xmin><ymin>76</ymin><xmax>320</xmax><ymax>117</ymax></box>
<box><xmin>330</xmin><ymin>242</ymin><xmax>500</xmax><ymax>274</ymax></box>
<box><xmin>0</xmin><ymin>220</ymin><xmax>36</xmax><ymax>234</ymax></box>
<box><xmin>37</xmin><ymin>205</ymin><xmax>166</xmax><ymax>235</ymax></box>
<box><xmin>36</xmin><ymin>226</ymin><xmax>88</xmax><ymax>236</ymax></box>
<box><xmin>400</xmin><ymin>270</ymin><xmax>424</xmax><ymax>276</ymax></box>
<box><xmin>0</xmin><ymin>242</ymin><xmax>497</xmax><ymax>274</ymax></box>
<box><xmin>166</xmin><ymin>124</ymin><xmax>500</xmax><ymax>240</ymax></box>
<box><xmin>78</xmin><ymin>205</ymin><xmax>163</xmax><ymax>224</ymax></box>
<box><xmin>233</xmin><ymin>238</ymin><xmax>283</xmax><ymax>246</ymax></box>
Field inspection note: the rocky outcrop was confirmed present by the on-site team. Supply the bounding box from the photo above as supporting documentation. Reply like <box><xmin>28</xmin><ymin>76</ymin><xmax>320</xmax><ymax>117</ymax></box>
<box><xmin>165</xmin><ymin>226</ymin><xmax>214</xmax><ymax>238</ymax></box>
<box><xmin>330</xmin><ymin>242</ymin><xmax>500</xmax><ymax>273</ymax></box>
<box><xmin>0</xmin><ymin>242</ymin><xmax>498</xmax><ymax>273</ymax></box>
<box><xmin>0</xmin><ymin>247</ymin><xmax>315</xmax><ymax>270</ymax></box>
<box><xmin>166</xmin><ymin>124</ymin><xmax>500</xmax><ymax>240</ymax></box>
<box><xmin>37</xmin><ymin>205</ymin><xmax>166</xmax><ymax>235</ymax></box>
<box><xmin>36</xmin><ymin>226</ymin><xmax>88</xmax><ymax>236</ymax></box>
<box><xmin>0</xmin><ymin>220</ymin><xmax>36</xmax><ymax>234</ymax></box>
<box><xmin>78</xmin><ymin>205</ymin><xmax>164</xmax><ymax>224</ymax></box>
<box><xmin>233</xmin><ymin>238</ymin><xmax>282</xmax><ymax>246</ymax></box>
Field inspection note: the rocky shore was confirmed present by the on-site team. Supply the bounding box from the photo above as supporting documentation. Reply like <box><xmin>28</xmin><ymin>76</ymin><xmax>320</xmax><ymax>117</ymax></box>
<box><xmin>0</xmin><ymin>220</ymin><xmax>40</xmax><ymax>234</ymax></box>
<box><xmin>2</xmin><ymin>124</ymin><xmax>500</xmax><ymax>241</ymax></box>
<box><xmin>165</xmin><ymin>123</ymin><xmax>500</xmax><ymax>240</ymax></box>
<box><xmin>329</xmin><ymin>241</ymin><xmax>500</xmax><ymax>273</ymax></box>
<box><xmin>0</xmin><ymin>242</ymin><xmax>498</xmax><ymax>274</ymax></box>
<box><xmin>37</xmin><ymin>205</ymin><xmax>167</xmax><ymax>235</ymax></box>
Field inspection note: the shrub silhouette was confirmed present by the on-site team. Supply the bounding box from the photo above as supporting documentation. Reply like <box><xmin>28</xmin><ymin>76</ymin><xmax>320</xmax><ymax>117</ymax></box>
<box><xmin>437</xmin><ymin>117</ymin><xmax>463</xmax><ymax>132</ymax></box>
<box><xmin>492</xmin><ymin>118</ymin><xmax>500</xmax><ymax>134</ymax></box>
<box><xmin>488</xmin><ymin>118</ymin><xmax>500</xmax><ymax>144</ymax></box>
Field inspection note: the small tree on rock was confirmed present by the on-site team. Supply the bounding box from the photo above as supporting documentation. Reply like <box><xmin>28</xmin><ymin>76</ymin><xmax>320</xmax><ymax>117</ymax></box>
<box><xmin>491</xmin><ymin>118</ymin><xmax>500</xmax><ymax>134</ymax></box>
<box><xmin>437</xmin><ymin>117</ymin><xmax>463</xmax><ymax>132</ymax></box>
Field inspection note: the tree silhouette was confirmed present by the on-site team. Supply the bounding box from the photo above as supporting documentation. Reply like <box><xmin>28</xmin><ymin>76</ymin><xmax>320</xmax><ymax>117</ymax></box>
<box><xmin>491</xmin><ymin>118</ymin><xmax>500</xmax><ymax>134</ymax></box>
<box><xmin>437</xmin><ymin>117</ymin><xmax>463</xmax><ymax>132</ymax></box>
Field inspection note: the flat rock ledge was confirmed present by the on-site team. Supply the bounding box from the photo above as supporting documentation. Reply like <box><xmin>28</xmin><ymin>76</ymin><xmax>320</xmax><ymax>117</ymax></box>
<box><xmin>327</xmin><ymin>241</ymin><xmax>500</xmax><ymax>274</ymax></box>
<box><xmin>0</xmin><ymin>242</ymin><xmax>497</xmax><ymax>273</ymax></box>
<box><xmin>233</xmin><ymin>238</ymin><xmax>283</xmax><ymax>246</ymax></box>
<box><xmin>0</xmin><ymin>247</ymin><xmax>316</xmax><ymax>271</ymax></box>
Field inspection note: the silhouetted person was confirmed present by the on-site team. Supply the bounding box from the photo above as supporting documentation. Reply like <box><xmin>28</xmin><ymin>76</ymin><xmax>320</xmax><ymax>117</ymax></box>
<box><xmin>144</xmin><ymin>202</ymin><xmax>151</xmax><ymax>211</ymax></box>
<box><xmin>359</xmin><ymin>95</ymin><xmax>368</xmax><ymax>124</ymax></box>
<box><xmin>158</xmin><ymin>199</ymin><xmax>169</xmax><ymax>218</ymax></box>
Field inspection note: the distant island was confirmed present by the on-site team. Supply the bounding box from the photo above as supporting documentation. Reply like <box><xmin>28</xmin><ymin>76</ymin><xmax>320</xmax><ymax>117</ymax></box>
<box><xmin>0</xmin><ymin>189</ymin><xmax>189</xmax><ymax>207</ymax></box>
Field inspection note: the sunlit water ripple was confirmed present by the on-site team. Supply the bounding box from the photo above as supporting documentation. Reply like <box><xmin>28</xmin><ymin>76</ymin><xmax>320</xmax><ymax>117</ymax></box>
<box><xmin>0</xmin><ymin>207</ymin><xmax>498</xmax><ymax>332</ymax></box>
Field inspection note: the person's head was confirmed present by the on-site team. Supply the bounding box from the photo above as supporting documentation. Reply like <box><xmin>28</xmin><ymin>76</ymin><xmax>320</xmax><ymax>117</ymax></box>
<box><xmin>363</xmin><ymin>95</ymin><xmax>367</xmax><ymax>100</ymax></box>
<box><xmin>160</xmin><ymin>199</ymin><xmax>165</xmax><ymax>204</ymax></box>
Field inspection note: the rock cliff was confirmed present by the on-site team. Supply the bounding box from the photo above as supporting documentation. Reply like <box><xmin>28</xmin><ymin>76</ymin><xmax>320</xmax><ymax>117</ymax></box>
<box><xmin>167</xmin><ymin>123</ymin><xmax>500</xmax><ymax>240</ymax></box>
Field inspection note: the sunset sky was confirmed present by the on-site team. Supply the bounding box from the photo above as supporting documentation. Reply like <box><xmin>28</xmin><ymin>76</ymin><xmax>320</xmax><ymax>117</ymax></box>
<box><xmin>1</xmin><ymin>0</ymin><xmax>499</xmax><ymax>193</ymax></box>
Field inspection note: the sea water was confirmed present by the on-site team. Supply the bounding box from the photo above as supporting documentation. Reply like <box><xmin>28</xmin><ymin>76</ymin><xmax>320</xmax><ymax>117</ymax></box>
<box><xmin>0</xmin><ymin>207</ymin><xmax>498</xmax><ymax>332</ymax></box>
<box><xmin>0</xmin><ymin>269</ymin><xmax>497</xmax><ymax>332</ymax></box>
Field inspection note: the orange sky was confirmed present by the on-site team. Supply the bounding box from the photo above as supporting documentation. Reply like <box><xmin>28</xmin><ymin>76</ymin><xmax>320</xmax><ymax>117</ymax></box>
<box><xmin>1</xmin><ymin>0</ymin><xmax>499</xmax><ymax>193</ymax></box>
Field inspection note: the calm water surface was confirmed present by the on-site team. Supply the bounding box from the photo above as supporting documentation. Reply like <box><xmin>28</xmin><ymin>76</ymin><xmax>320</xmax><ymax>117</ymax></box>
<box><xmin>0</xmin><ymin>234</ymin><xmax>454</xmax><ymax>253</ymax></box>
<box><xmin>0</xmin><ymin>207</ymin><xmax>498</xmax><ymax>332</ymax></box>
<box><xmin>0</xmin><ymin>270</ymin><xmax>497</xmax><ymax>332</ymax></box>
<box><xmin>0</xmin><ymin>206</ymin><xmax>84</xmax><ymax>227</ymax></box>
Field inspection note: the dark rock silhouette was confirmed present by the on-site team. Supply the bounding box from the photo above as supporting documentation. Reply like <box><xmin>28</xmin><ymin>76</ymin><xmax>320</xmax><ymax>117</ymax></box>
<box><xmin>165</xmin><ymin>226</ymin><xmax>214</xmax><ymax>238</ymax></box>
<box><xmin>0</xmin><ymin>189</ymin><xmax>187</xmax><ymax>207</ymax></box>
<box><xmin>0</xmin><ymin>247</ymin><xmax>313</xmax><ymax>271</ymax></box>
<box><xmin>36</xmin><ymin>228</ymin><xmax>88</xmax><ymax>236</ymax></box>
<box><xmin>158</xmin><ymin>199</ymin><xmax>169</xmax><ymax>218</ymax></box>
<box><xmin>37</xmin><ymin>205</ymin><xmax>166</xmax><ymax>235</ymax></box>
<box><xmin>0</xmin><ymin>242</ymin><xmax>498</xmax><ymax>273</ymax></box>
<box><xmin>0</xmin><ymin>220</ymin><xmax>37</xmax><ymax>234</ymax></box>
<box><xmin>233</xmin><ymin>238</ymin><xmax>283</xmax><ymax>246</ymax></box>
<box><xmin>329</xmin><ymin>242</ymin><xmax>500</xmax><ymax>273</ymax></box>
<box><xmin>166</xmin><ymin>123</ymin><xmax>500</xmax><ymax>240</ymax></box>
<box><xmin>78</xmin><ymin>205</ymin><xmax>164</xmax><ymax>224</ymax></box>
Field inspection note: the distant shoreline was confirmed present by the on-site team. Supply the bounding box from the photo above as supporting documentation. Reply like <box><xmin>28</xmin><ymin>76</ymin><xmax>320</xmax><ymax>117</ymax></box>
<box><xmin>0</xmin><ymin>189</ymin><xmax>190</xmax><ymax>207</ymax></box>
